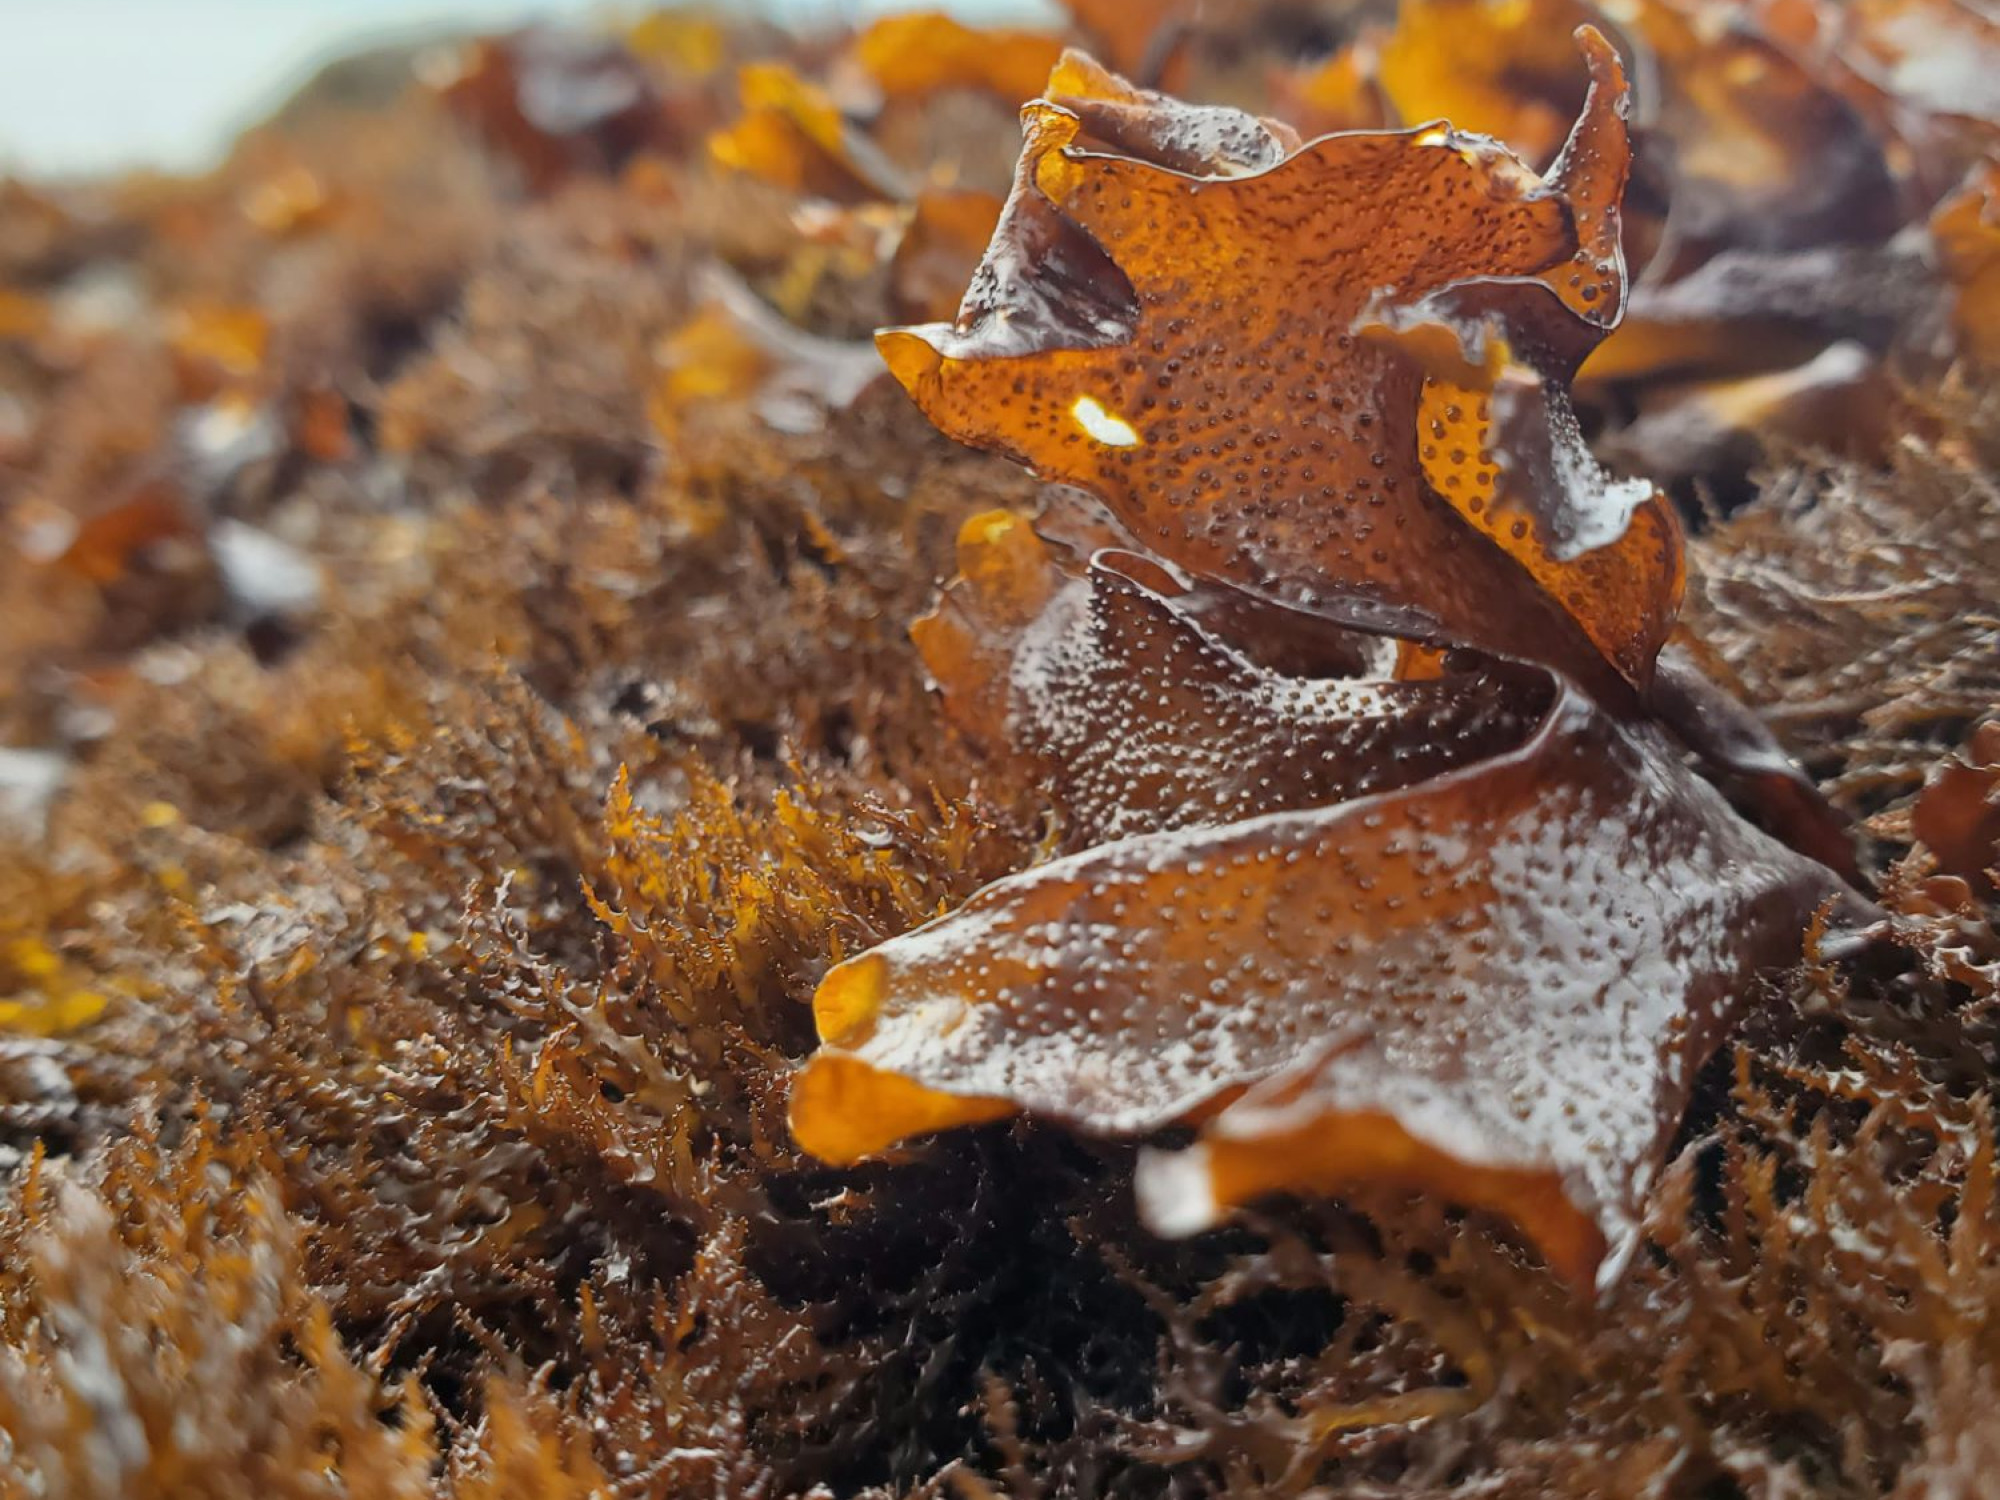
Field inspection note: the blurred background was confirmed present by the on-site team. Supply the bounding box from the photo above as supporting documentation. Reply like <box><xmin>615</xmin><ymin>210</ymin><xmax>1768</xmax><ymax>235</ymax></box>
<box><xmin>0</xmin><ymin>0</ymin><xmax>1053</xmax><ymax>176</ymax></box>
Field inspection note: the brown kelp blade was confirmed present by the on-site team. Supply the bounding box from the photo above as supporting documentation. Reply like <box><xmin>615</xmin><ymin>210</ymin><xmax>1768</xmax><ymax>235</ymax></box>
<box><xmin>875</xmin><ymin>34</ymin><xmax>1681</xmax><ymax>698</ymax></box>
<box><xmin>792</xmin><ymin>679</ymin><xmax>1856</xmax><ymax>1287</ymax></box>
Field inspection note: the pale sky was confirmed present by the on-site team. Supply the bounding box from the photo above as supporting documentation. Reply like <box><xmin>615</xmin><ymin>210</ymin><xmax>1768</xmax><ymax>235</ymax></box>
<box><xmin>0</xmin><ymin>0</ymin><xmax>1053</xmax><ymax>178</ymax></box>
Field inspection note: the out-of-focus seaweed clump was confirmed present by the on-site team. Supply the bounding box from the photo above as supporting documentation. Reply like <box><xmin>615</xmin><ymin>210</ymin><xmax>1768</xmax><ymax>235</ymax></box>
<box><xmin>0</xmin><ymin>3</ymin><xmax>1996</xmax><ymax>1497</ymax></box>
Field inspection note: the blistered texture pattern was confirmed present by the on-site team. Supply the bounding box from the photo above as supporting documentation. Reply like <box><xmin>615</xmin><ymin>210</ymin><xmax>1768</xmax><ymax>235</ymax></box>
<box><xmin>914</xmin><ymin>510</ymin><xmax>1549</xmax><ymax>847</ymax></box>
<box><xmin>876</xmin><ymin>35</ymin><xmax>1683</xmax><ymax>697</ymax></box>
<box><xmin>788</xmin><ymin>37</ymin><xmax>1872</xmax><ymax>1290</ymax></box>
<box><xmin>794</xmin><ymin>672</ymin><xmax>1857</xmax><ymax>1285</ymax></box>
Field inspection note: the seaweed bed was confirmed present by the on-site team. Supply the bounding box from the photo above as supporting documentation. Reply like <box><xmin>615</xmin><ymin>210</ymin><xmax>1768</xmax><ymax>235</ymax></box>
<box><xmin>0</xmin><ymin>3</ymin><xmax>1997</xmax><ymax>1496</ymax></box>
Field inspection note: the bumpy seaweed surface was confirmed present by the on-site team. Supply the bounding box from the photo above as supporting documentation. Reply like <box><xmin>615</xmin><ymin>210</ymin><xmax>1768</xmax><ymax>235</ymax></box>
<box><xmin>0</xmin><ymin>5</ymin><xmax>1996</xmax><ymax>1497</ymax></box>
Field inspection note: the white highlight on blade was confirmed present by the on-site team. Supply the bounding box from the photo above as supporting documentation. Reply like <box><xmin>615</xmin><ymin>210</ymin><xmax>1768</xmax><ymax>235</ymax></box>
<box><xmin>1071</xmin><ymin>394</ymin><xmax>1140</xmax><ymax>447</ymax></box>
